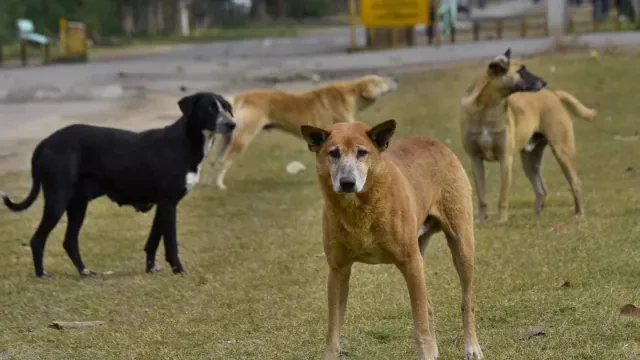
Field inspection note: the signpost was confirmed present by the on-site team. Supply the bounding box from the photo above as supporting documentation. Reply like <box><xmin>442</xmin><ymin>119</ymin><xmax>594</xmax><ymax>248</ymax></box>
<box><xmin>349</xmin><ymin>0</ymin><xmax>430</xmax><ymax>51</ymax></box>
<box><xmin>58</xmin><ymin>18</ymin><xmax>88</xmax><ymax>63</ymax></box>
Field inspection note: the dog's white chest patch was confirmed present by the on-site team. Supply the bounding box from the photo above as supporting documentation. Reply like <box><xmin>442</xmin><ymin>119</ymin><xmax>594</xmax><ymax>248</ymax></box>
<box><xmin>186</xmin><ymin>165</ymin><xmax>202</xmax><ymax>191</ymax></box>
<box><xmin>185</xmin><ymin>130</ymin><xmax>215</xmax><ymax>191</ymax></box>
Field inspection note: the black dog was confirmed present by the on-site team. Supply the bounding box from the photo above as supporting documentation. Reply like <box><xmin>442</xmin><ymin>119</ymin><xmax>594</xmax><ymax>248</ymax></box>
<box><xmin>1</xmin><ymin>92</ymin><xmax>235</xmax><ymax>278</ymax></box>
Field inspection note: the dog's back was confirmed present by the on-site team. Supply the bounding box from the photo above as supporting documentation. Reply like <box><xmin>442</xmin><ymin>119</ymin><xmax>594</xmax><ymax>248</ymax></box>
<box><xmin>385</xmin><ymin>137</ymin><xmax>472</xmax><ymax>220</ymax></box>
<box><xmin>34</xmin><ymin>123</ymin><xmax>190</xmax><ymax>204</ymax></box>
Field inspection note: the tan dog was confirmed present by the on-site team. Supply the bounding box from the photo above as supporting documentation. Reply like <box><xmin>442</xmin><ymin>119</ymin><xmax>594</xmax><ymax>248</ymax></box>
<box><xmin>461</xmin><ymin>49</ymin><xmax>596</xmax><ymax>223</ymax></box>
<box><xmin>302</xmin><ymin>120</ymin><xmax>483</xmax><ymax>360</ymax></box>
<box><xmin>203</xmin><ymin>75</ymin><xmax>398</xmax><ymax>189</ymax></box>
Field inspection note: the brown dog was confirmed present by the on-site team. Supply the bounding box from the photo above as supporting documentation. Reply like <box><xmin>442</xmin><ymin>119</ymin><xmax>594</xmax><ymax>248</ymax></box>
<box><xmin>461</xmin><ymin>49</ymin><xmax>596</xmax><ymax>223</ymax></box>
<box><xmin>203</xmin><ymin>75</ymin><xmax>398</xmax><ymax>189</ymax></box>
<box><xmin>302</xmin><ymin>120</ymin><xmax>483</xmax><ymax>360</ymax></box>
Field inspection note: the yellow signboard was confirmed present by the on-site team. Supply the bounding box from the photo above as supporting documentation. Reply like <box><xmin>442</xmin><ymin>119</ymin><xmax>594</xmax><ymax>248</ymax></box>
<box><xmin>59</xmin><ymin>18</ymin><xmax>88</xmax><ymax>61</ymax></box>
<box><xmin>360</xmin><ymin>0</ymin><xmax>430</xmax><ymax>27</ymax></box>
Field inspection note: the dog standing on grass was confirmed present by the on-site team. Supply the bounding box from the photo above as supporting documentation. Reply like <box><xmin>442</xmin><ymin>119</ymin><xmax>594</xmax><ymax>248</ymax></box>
<box><xmin>302</xmin><ymin>120</ymin><xmax>483</xmax><ymax>360</ymax></box>
<box><xmin>1</xmin><ymin>92</ymin><xmax>235</xmax><ymax>278</ymax></box>
<box><xmin>461</xmin><ymin>49</ymin><xmax>597</xmax><ymax>223</ymax></box>
<box><xmin>203</xmin><ymin>75</ymin><xmax>398</xmax><ymax>190</ymax></box>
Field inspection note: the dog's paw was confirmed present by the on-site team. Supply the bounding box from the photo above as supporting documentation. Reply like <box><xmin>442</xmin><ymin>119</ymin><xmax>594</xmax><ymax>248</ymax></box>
<box><xmin>146</xmin><ymin>265</ymin><xmax>161</xmax><ymax>273</ymax></box>
<box><xmin>80</xmin><ymin>268</ymin><xmax>97</xmax><ymax>276</ymax></box>
<box><xmin>216</xmin><ymin>183</ymin><xmax>227</xmax><ymax>190</ymax></box>
<box><xmin>36</xmin><ymin>271</ymin><xmax>52</xmax><ymax>278</ymax></box>
<box><xmin>465</xmin><ymin>343</ymin><xmax>484</xmax><ymax>359</ymax></box>
<box><xmin>172</xmin><ymin>266</ymin><xmax>187</xmax><ymax>275</ymax></box>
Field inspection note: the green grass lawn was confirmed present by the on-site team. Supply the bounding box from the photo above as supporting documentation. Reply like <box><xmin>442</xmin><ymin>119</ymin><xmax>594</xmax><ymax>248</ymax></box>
<box><xmin>0</xmin><ymin>53</ymin><xmax>639</xmax><ymax>359</ymax></box>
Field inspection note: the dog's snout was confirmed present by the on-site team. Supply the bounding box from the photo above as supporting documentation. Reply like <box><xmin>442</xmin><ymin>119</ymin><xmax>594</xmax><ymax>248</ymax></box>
<box><xmin>227</xmin><ymin>122</ymin><xmax>236</xmax><ymax>131</ymax></box>
<box><xmin>339</xmin><ymin>177</ymin><xmax>356</xmax><ymax>192</ymax></box>
<box><xmin>392</xmin><ymin>76</ymin><xmax>399</xmax><ymax>84</ymax></box>
<box><xmin>537</xmin><ymin>79</ymin><xmax>547</xmax><ymax>89</ymax></box>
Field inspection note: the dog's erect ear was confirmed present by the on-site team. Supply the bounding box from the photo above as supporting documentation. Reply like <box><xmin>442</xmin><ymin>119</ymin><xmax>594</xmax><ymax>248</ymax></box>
<box><xmin>178</xmin><ymin>93</ymin><xmax>200</xmax><ymax>118</ymax></box>
<box><xmin>488</xmin><ymin>52</ymin><xmax>510</xmax><ymax>77</ymax></box>
<box><xmin>504</xmin><ymin>48</ymin><xmax>511</xmax><ymax>59</ymax></box>
<box><xmin>367</xmin><ymin>119</ymin><xmax>396</xmax><ymax>151</ymax></box>
<box><xmin>214</xmin><ymin>94</ymin><xmax>234</xmax><ymax>117</ymax></box>
<box><xmin>301</xmin><ymin>125</ymin><xmax>330</xmax><ymax>152</ymax></box>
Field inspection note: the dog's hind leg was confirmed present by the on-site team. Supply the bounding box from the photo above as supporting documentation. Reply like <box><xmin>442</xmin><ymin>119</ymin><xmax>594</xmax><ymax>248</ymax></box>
<box><xmin>520</xmin><ymin>135</ymin><xmax>548</xmax><ymax>215</ymax></box>
<box><xmin>549</xmin><ymin>142</ymin><xmax>583</xmax><ymax>216</ymax></box>
<box><xmin>63</xmin><ymin>197</ymin><xmax>94</xmax><ymax>276</ymax></box>
<box><xmin>144</xmin><ymin>206</ymin><xmax>165</xmax><ymax>273</ymax></box>
<box><xmin>30</xmin><ymin>186</ymin><xmax>68</xmax><ymax>278</ymax></box>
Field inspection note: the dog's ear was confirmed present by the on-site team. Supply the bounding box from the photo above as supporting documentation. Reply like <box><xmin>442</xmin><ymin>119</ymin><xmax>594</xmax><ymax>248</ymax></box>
<box><xmin>367</xmin><ymin>119</ymin><xmax>396</xmax><ymax>151</ymax></box>
<box><xmin>214</xmin><ymin>94</ymin><xmax>234</xmax><ymax>117</ymax></box>
<box><xmin>178</xmin><ymin>93</ymin><xmax>200</xmax><ymax>118</ymax></box>
<box><xmin>301</xmin><ymin>125</ymin><xmax>330</xmax><ymax>152</ymax></box>
<box><xmin>488</xmin><ymin>50</ymin><xmax>511</xmax><ymax>77</ymax></box>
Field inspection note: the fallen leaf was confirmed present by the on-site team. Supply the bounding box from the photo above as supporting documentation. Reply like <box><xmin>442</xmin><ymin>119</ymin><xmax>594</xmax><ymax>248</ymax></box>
<box><xmin>520</xmin><ymin>328</ymin><xmax>546</xmax><ymax>340</ymax></box>
<box><xmin>286</xmin><ymin>161</ymin><xmax>306</xmax><ymax>175</ymax></box>
<box><xmin>620</xmin><ymin>304</ymin><xmax>640</xmax><ymax>318</ymax></box>
<box><xmin>50</xmin><ymin>321</ymin><xmax>105</xmax><ymax>330</ymax></box>
<box><xmin>614</xmin><ymin>135</ymin><xmax>639</xmax><ymax>141</ymax></box>
<box><xmin>561</xmin><ymin>281</ymin><xmax>571</xmax><ymax>288</ymax></box>
<box><xmin>102</xmin><ymin>271</ymin><xmax>114</xmax><ymax>276</ymax></box>
<box><xmin>625</xmin><ymin>167</ymin><xmax>635</xmax><ymax>173</ymax></box>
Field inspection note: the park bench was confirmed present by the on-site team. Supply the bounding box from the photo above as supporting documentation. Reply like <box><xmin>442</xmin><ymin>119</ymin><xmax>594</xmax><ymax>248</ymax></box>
<box><xmin>0</xmin><ymin>18</ymin><xmax>51</xmax><ymax>67</ymax></box>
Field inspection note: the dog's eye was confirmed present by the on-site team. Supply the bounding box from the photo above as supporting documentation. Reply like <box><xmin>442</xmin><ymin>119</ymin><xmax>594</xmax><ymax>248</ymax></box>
<box><xmin>356</xmin><ymin>149</ymin><xmax>368</xmax><ymax>158</ymax></box>
<box><xmin>329</xmin><ymin>148</ymin><xmax>340</xmax><ymax>159</ymax></box>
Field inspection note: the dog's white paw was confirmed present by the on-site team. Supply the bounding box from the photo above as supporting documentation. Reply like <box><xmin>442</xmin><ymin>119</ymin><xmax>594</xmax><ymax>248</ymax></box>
<box><xmin>80</xmin><ymin>268</ymin><xmax>97</xmax><ymax>276</ymax></box>
<box><xmin>465</xmin><ymin>343</ymin><xmax>484</xmax><ymax>360</ymax></box>
<box><xmin>216</xmin><ymin>182</ymin><xmax>227</xmax><ymax>190</ymax></box>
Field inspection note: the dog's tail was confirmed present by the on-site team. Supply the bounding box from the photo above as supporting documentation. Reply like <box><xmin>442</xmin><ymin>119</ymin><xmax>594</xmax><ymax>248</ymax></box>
<box><xmin>554</xmin><ymin>90</ymin><xmax>597</xmax><ymax>122</ymax></box>
<box><xmin>2</xmin><ymin>171</ymin><xmax>41</xmax><ymax>212</ymax></box>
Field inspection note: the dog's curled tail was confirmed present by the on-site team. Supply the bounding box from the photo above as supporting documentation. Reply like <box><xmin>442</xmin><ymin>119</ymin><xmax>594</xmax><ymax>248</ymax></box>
<box><xmin>2</xmin><ymin>173</ymin><xmax>41</xmax><ymax>212</ymax></box>
<box><xmin>554</xmin><ymin>90</ymin><xmax>597</xmax><ymax>122</ymax></box>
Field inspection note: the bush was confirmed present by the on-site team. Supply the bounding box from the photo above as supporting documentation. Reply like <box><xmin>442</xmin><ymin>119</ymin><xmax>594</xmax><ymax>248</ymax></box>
<box><xmin>287</xmin><ymin>0</ymin><xmax>333</xmax><ymax>19</ymax></box>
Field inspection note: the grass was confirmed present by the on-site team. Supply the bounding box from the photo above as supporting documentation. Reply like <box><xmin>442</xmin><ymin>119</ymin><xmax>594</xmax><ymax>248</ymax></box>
<box><xmin>1</xmin><ymin>52</ymin><xmax>640</xmax><ymax>359</ymax></box>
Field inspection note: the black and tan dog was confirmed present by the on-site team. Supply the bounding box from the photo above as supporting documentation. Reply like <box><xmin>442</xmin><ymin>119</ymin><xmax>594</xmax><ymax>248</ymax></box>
<box><xmin>460</xmin><ymin>49</ymin><xmax>596</xmax><ymax>223</ymax></box>
<box><xmin>302</xmin><ymin>120</ymin><xmax>483</xmax><ymax>360</ymax></box>
<box><xmin>1</xmin><ymin>92</ymin><xmax>235</xmax><ymax>277</ymax></box>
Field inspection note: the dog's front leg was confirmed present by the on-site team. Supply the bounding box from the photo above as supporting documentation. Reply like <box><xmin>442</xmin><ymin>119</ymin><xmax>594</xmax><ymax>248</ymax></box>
<box><xmin>157</xmin><ymin>202</ymin><xmax>185</xmax><ymax>274</ymax></box>
<box><xmin>397</xmin><ymin>255</ymin><xmax>438</xmax><ymax>360</ymax></box>
<box><xmin>144</xmin><ymin>207</ymin><xmax>164</xmax><ymax>273</ymax></box>
<box><xmin>324</xmin><ymin>264</ymin><xmax>352</xmax><ymax>360</ymax></box>
<box><xmin>498</xmin><ymin>155</ymin><xmax>514</xmax><ymax>223</ymax></box>
<box><xmin>470</xmin><ymin>156</ymin><xmax>488</xmax><ymax>222</ymax></box>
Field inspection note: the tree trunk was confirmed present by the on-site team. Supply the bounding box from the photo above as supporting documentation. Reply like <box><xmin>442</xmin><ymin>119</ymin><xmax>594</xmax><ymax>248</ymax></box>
<box><xmin>156</xmin><ymin>0</ymin><xmax>165</xmax><ymax>32</ymax></box>
<box><xmin>146</xmin><ymin>0</ymin><xmax>157</xmax><ymax>35</ymax></box>
<box><xmin>118</xmin><ymin>0</ymin><xmax>135</xmax><ymax>36</ymax></box>
<box><xmin>177</xmin><ymin>0</ymin><xmax>191</xmax><ymax>36</ymax></box>
<box><xmin>250</xmin><ymin>0</ymin><xmax>269</xmax><ymax>20</ymax></box>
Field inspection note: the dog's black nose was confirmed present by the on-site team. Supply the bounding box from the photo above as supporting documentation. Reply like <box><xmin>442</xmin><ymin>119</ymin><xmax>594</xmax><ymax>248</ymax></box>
<box><xmin>393</xmin><ymin>76</ymin><xmax>399</xmax><ymax>83</ymax></box>
<box><xmin>227</xmin><ymin>122</ymin><xmax>236</xmax><ymax>131</ymax></box>
<box><xmin>339</xmin><ymin>178</ymin><xmax>356</xmax><ymax>192</ymax></box>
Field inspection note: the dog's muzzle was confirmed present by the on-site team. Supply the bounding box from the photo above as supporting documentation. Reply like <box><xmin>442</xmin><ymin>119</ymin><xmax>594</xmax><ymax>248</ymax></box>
<box><xmin>337</xmin><ymin>176</ymin><xmax>357</xmax><ymax>193</ymax></box>
<box><xmin>216</xmin><ymin>113</ymin><xmax>236</xmax><ymax>135</ymax></box>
